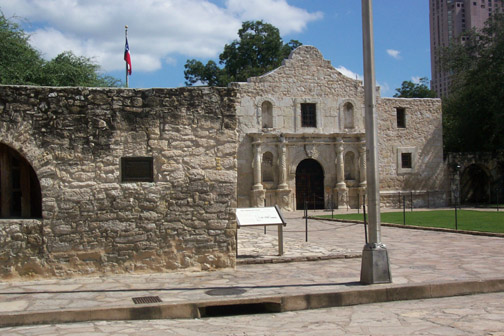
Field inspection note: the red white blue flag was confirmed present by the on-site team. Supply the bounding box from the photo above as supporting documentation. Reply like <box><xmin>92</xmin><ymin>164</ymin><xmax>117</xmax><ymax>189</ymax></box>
<box><xmin>124</xmin><ymin>37</ymin><xmax>132</xmax><ymax>75</ymax></box>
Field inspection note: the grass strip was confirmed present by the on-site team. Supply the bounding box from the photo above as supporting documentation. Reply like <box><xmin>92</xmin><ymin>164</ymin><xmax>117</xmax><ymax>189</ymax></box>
<box><xmin>318</xmin><ymin>210</ymin><xmax>504</xmax><ymax>233</ymax></box>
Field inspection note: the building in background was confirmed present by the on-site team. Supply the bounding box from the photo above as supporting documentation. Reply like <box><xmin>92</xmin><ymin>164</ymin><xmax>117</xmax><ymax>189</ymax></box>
<box><xmin>429</xmin><ymin>0</ymin><xmax>503</xmax><ymax>97</ymax></box>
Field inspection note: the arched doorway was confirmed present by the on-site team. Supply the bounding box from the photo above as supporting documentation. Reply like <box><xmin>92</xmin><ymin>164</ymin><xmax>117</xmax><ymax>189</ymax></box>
<box><xmin>460</xmin><ymin>164</ymin><xmax>490</xmax><ymax>204</ymax></box>
<box><xmin>0</xmin><ymin>143</ymin><xmax>42</xmax><ymax>218</ymax></box>
<box><xmin>296</xmin><ymin>159</ymin><xmax>324</xmax><ymax>210</ymax></box>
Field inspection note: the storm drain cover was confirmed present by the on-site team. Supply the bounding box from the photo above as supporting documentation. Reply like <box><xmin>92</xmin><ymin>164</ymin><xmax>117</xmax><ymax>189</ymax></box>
<box><xmin>205</xmin><ymin>288</ymin><xmax>247</xmax><ymax>296</ymax></box>
<box><xmin>132</xmin><ymin>296</ymin><xmax>162</xmax><ymax>304</ymax></box>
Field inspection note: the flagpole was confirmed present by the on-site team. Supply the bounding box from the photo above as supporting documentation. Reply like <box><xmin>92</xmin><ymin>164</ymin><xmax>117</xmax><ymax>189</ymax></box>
<box><xmin>125</xmin><ymin>25</ymin><xmax>129</xmax><ymax>88</ymax></box>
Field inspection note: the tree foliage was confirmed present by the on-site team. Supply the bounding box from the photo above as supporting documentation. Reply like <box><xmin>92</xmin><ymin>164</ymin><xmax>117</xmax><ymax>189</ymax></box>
<box><xmin>0</xmin><ymin>12</ymin><xmax>43</xmax><ymax>85</ymax></box>
<box><xmin>0</xmin><ymin>11</ymin><xmax>120</xmax><ymax>87</ymax></box>
<box><xmin>441</xmin><ymin>13</ymin><xmax>504</xmax><ymax>152</ymax></box>
<box><xmin>40</xmin><ymin>51</ymin><xmax>121</xmax><ymax>87</ymax></box>
<box><xmin>393</xmin><ymin>77</ymin><xmax>436</xmax><ymax>98</ymax></box>
<box><xmin>184</xmin><ymin>21</ymin><xmax>301</xmax><ymax>87</ymax></box>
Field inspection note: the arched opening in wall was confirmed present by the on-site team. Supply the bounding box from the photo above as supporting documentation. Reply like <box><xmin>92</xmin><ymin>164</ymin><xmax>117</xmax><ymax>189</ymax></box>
<box><xmin>261</xmin><ymin>101</ymin><xmax>273</xmax><ymax>128</ymax></box>
<box><xmin>460</xmin><ymin>164</ymin><xmax>490</xmax><ymax>204</ymax></box>
<box><xmin>344</xmin><ymin>102</ymin><xmax>354</xmax><ymax>129</ymax></box>
<box><xmin>0</xmin><ymin>143</ymin><xmax>42</xmax><ymax>219</ymax></box>
<box><xmin>295</xmin><ymin>159</ymin><xmax>324</xmax><ymax>210</ymax></box>
<box><xmin>261</xmin><ymin>152</ymin><xmax>274</xmax><ymax>183</ymax></box>
<box><xmin>344</xmin><ymin>151</ymin><xmax>356</xmax><ymax>180</ymax></box>
<box><xmin>494</xmin><ymin>161</ymin><xmax>504</xmax><ymax>204</ymax></box>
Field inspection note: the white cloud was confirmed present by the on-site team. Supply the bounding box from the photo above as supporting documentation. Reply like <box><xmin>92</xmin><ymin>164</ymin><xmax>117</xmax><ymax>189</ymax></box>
<box><xmin>386</xmin><ymin>49</ymin><xmax>401</xmax><ymax>60</ymax></box>
<box><xmin>225</xmin><ymin>0</ymin><xmax>323</xmax><ymax>34</ymax></box>
<box><xmin>0</xmin><ymin>0</ymin><xmax>322</xmax><ymax>73</ymax></box>
<box><xmin>336</xmin><ymin>66</ymin><xmax>363</xmax><ymax>81</ymax></box>
<box><xmin>335</xmin><ymin>66</ymin><xmax>393</xmax><ymax>96</ymax></box>
<box><xmin>411</xmin><ymin>76</ymin><xmax>421</xmax><ymax>84</ymax></box>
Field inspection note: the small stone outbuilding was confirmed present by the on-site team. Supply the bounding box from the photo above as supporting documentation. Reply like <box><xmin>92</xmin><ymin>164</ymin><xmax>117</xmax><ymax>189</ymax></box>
<box><xmin>0</xmin><ymin>86</ymin><xmax>238</xmax><ymax>277</ymax></box>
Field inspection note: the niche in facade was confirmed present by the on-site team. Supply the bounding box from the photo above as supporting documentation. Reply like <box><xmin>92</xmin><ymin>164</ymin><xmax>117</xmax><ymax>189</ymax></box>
<box><xmin>344</xmin><ymin>102</ymin><xmax>355</xmax><ymax>129</ymax></box>
<box><xmin>261</xmin><ymin>101</ymin><xmax>273</xmax><ymax>129</ymax></box>
<box><xmin>0</xmin><ymin>143</ymin><xmax>42</xmax><ymax>219</ymax></box>
<box><xmin>344</xmin><ymin>151</ymin><xmax>356</xmax><ymax>180</ymax></box>
<box><xmin>261</xmin><ymin>152</ymin><xmax>274</xmax><ymax>183</ymax></box>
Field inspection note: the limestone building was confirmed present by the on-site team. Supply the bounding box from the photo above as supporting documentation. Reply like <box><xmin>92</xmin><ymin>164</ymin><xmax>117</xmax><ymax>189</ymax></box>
<box><xmin>0</xmin><ymin>46</ymin><xmax>448</xmax><ymax>278</ymax></box>
<box><xmin>233</xmin><ymin>46</ymin><xmax>448</xmax><ymax>211</ymax></box>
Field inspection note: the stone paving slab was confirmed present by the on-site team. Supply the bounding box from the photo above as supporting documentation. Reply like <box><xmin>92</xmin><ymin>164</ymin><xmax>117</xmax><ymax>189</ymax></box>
<box><xmin>0</xmin><ymin>209</ymin><xmax>503</xmax><ymax>328</ymax></box>
<box><xmin>4</xmin><ymin>292</ymin><xmax>504</xmax><ymax>335</ymax></box>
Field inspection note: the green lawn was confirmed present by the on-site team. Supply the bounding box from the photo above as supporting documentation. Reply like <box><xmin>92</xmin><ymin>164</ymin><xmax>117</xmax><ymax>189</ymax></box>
<box><xmin>318</xmin><ymin>210</ymin><xmax>504</xmax><ymax>233</ymax></box>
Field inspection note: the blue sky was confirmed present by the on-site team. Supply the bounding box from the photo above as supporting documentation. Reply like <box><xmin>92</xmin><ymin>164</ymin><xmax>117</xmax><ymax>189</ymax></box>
<box><xmin>0</xmin><ymin>0</ymin><xmax>431</xmax><ymax>97</ymax></box>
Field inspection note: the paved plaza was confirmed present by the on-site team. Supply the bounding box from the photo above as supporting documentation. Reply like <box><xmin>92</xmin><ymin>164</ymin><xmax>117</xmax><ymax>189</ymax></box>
<box><xmin>3</xmin><ymin>292</ymin><xmax>504</xmax><ymax>335</ymax></box>
<box><xmin>0</xmin><ymin>210</ymin><xmax>503</xmax><ymax>333</ymax></box>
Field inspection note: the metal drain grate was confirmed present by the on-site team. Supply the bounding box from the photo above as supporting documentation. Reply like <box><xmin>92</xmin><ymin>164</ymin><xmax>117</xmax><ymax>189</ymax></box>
<box><xmin>132</xmin><ymin>296</ymin><xmax>162</xmax><ymax>304</ymax></box>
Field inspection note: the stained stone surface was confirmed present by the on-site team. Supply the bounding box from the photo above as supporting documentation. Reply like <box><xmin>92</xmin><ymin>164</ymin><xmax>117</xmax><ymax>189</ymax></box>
<box><xmin>0</xmin><ymin>86</ymin><xmax>238</xmax><ymax>277</ymax></box>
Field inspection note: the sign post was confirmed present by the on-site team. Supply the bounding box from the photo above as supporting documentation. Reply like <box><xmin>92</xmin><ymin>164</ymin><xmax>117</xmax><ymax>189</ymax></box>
<box><xmin>236</xmin><ymin>205</ymin><xmax>287</xmax><ymax>256</ymax></box>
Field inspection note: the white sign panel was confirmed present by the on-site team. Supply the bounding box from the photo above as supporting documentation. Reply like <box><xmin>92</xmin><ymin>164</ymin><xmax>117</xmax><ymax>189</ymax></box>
<box><xmin>236</xmin><ymin>207</ymin><xmax>284</xmax><ymax>226</ymax></box>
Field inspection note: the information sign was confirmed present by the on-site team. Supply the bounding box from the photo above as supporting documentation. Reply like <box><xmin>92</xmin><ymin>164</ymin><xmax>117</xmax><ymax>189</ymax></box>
<box><xmin>236</xmin><ymin>206</ymin><xmax>284</xmax><ymax>227</ymax></box>
<box><xmin>235</xmin><ymin>206</ymin><xmax>286</xmax><ymax>256</ymax></box>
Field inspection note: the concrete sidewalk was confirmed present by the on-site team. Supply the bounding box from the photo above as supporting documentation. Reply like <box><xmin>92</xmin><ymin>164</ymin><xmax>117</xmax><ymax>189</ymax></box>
<box><xmin>1</xmin><ymin>210</ymin><xmax>504</xmax><ymax>328</ymax></box>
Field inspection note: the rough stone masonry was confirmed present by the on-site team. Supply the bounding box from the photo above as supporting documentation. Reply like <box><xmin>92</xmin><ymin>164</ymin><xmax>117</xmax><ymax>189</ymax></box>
<box><xmin>0</xmin><ymin>85</ymin><xmax>238</xmax><ymax>278</ymax></box>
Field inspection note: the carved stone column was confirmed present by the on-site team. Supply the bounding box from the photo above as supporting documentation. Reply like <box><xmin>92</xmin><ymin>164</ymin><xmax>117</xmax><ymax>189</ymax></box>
<box><xmin>277</xmin><ymin>136</ymin><xmax>288</xmax><ymax>190</ymax></box>
<box><xmin>335</xmin><ymin>137</ymin><xmax>347</xmax><ymax>207</ymax></box>
<box><xmin>250</xmin><ymin>137</ymin><xmax>265</xmax><ymax>207</ymax></box>
<box><xmin>252</xmin><ymin>139</ymin><xmax>263</xmax><ymax>191</ymax></box>
<box><xmin>359</xmin><ymin>137</ymin><xmax>367</xmax><ymax>205</ymax></box>
<box><xmin>275</xmin><ymin>135</ymin><xmax>291</xmax><ymax>210</ymax></box>
<box><xmin>359</xmin><ymin>137</ymin><xmax>367</xmax><ymax>188</ymax></box>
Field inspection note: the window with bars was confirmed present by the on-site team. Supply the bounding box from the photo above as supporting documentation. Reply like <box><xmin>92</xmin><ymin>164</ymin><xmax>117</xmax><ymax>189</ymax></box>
<box><xmin>301</xmin><ymin>103</ymin><xmax>316</xmax><ymax>128</ymax></box>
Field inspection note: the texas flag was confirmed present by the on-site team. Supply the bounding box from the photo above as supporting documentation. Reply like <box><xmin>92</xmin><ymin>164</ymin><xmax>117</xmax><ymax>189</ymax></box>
<box><xmin>124</xmin><ymin>37</ymin><xmax>132</xmax><ymax>75</ymax></box>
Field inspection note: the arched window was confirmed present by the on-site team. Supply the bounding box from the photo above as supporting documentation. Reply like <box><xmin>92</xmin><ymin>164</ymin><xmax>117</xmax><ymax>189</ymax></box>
<box><xmin>0</xmin><ymin>143</ymin><xmax>42</xmax><ymax>218</ymax></box>
<box><xmin>261</xmin><ymin>101</ymin><xmax>273</xmax><ymax>128</ymax></box>
<box><xmin>344</xmin><ymin>151</ymin><xmax>356</xmax><ymax>180</ymax></box>
<box><xmin>344</xmin><ymin>102</ymin><xmax>354</xmax><ymax>129</ymax></box>
<box><xmin>262</xmin><ymin>152</ymin><xmax>274</xmax><ymax>182</ymax></box>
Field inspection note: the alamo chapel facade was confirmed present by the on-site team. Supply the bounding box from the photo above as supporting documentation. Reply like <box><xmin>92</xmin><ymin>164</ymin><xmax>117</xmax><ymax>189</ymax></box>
<box><xmin>234</xmin><ymin>46</ymin><xmax>447</xmax><ymax>211</ymax></box>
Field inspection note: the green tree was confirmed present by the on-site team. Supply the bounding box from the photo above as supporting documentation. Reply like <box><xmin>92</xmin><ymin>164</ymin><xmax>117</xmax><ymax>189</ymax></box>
<box><xmin>0</xmin><ymin>11</ymin><xmax>120</xmax><ymax>87</ymax></box>
<box><xmin>0</xmin><ymin>12</ymin><xmax>43</xmax><ymax>85</ymax></box>
<box><xmin>441</xmin><ymin>13</ymin><xmax>504</xmax><ymax>152</ymax></box>
<box><xmin>40</xmin><ymin>51</ymin><xmax>121</xmax><ymax>87</ymax></box>
<box><xmin>184</xmin><ymin>20</ymin><xmax>302</xmax><ymax>86</ymax></box>
<box><xmin>393</xmin><ymin>77</ymin><xmax>437</xmax><ymax>98</ymax></box>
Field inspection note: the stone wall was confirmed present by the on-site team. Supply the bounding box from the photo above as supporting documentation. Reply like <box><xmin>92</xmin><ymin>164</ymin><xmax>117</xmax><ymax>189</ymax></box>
<box><xmin>0</xmin><ymin>85</ymin><xmax>238</xmax><ymax>278</ymax></box>
<box><xmin>233</xmin><ymin>46</ymin><xmax>449</xmax><ymax>210</ymax></box>
<box><xmin>377</xmin><ymin>98</ymin><xmax>449</xmax><ymax>207</ymax></box>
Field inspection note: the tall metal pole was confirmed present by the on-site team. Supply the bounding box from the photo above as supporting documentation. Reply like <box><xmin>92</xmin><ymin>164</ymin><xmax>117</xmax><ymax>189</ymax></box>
<box><xmin>360</xmin><ymin>0</ymin><xmax>392</xmax><ymax>284</ymax></box>
<box><xmin>125</xmin><ymin>25</ymin><xmax>129</xmax><ymax>88</ymax></box>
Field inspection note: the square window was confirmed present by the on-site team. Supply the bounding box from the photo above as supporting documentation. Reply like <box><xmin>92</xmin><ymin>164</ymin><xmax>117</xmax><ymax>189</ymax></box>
<box><xmin>396</xmin><ymin>107</ymin><xmax>406</xmax><ymax>128</ymax></box>
<box><xmin>401</xmin><ymin>153</ymin><xmax>412</xmax><ymax>169</ymax></box>
<box><xmin>301</xmin><ymin>103</ymin><xmax>317</xmax><ymax>127</ymax></box>
<box><xmin>121</xmin><ymin>157</ymin><xmax>154</xmax><ymax>182</ymax></box>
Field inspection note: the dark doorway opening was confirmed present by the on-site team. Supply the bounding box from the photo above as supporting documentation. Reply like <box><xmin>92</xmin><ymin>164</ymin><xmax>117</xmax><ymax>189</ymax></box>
<box><xmin>296</xmin><ymin>159</ymin><xmax>324</xmax><ymax>210</ymax></box>
<box><xmin>460</xmin><ymin>164</ymin><xmax>490</xmax><ymax>204</ymax></box>
<box><xmin>0</xmin><ymin>143</ymin><xmax>42</xmax><ymax>218</ymax></box>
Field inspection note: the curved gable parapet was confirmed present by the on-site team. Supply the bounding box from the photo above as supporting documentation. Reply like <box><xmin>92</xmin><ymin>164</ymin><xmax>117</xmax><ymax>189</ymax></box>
<box><xmin>245</xmin><ymin>46</ymin><xmax>362</xmax><ymax>88</ymax></box>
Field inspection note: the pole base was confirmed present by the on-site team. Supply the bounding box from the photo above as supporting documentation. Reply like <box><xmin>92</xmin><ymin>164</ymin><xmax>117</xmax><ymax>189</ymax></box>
<box><xmin>360</xmin><ymin>243</ymin><xmax>392</xmax><ymax>284</ymax></box>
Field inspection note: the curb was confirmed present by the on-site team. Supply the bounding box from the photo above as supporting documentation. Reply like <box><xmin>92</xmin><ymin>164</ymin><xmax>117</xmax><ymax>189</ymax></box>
<box><xmin>1</xmin><ymin>278</ymin><xmax>504</xmax><ymax>328</ymax></box>
<box><xmin>237</xmin><ymin>252</ymin><xmax>361</xmax><ymax>265</ymax></box>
